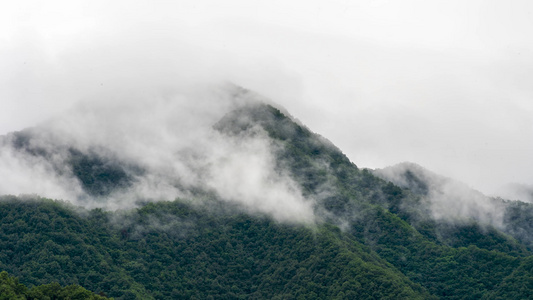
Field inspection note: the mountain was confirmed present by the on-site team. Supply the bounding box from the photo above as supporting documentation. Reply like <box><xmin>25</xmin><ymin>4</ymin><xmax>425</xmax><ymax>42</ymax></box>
<box><xmin>1</xmin><ymin>86</ymin><xmax>533</xmax><ymax>299</ymax></box>
<box><xmin>374</xmin><ymin>162</ymin><xmax>533</xmax><ymax>250</ymax></box>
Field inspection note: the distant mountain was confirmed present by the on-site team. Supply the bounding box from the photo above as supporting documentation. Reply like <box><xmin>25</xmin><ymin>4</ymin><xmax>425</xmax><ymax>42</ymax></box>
<box><xmin>1</xmin><ymin>86</ymin><xmax>533</xmax><ymax>299</ymax></box>
<box><xmin>374</xmin><ymin>162</ymin><xmax>533</xmax><ymax>249</ymax></box>
<box><xmin>373</xmin><ymin>162</ymin><xmax>501</xmax><ymax>225</ymax></box>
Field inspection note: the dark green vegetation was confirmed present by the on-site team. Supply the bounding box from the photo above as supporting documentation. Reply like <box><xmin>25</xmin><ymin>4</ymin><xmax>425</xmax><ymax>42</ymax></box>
<box><xmin>0</xmin><ymin>197</ymin><xmax>429</xmax><ymax>299</ymax></box>
<box><xmin>2</xmin><ymin>98</ymin><xmax>533</xmax><ymax>299</ymax></box>
<box><xmin>0</xmin><ymin>270</ymin><xmax>110</xmax><ymax>299</ymax></box>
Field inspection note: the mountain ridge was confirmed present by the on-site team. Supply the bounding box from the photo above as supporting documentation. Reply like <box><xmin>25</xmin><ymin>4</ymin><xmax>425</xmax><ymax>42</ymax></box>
<box><xmin>2</xmin><ymin>87</ymin><xmax>533</xmax><ymax>299</ymax></box>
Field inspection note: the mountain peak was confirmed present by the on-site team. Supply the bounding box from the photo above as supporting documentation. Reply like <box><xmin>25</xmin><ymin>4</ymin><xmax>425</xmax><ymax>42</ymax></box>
<box><xmin>3</xmin><ymin>86</ymin><xmax>533</xmax><ymax>298</ymax></box>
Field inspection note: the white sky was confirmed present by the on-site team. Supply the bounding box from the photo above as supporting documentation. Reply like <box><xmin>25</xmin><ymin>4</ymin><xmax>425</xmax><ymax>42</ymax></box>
<box><xmin>1</xmin><ymin>0</ymin><xmax>533</xmax><ymax>196</ymax></box>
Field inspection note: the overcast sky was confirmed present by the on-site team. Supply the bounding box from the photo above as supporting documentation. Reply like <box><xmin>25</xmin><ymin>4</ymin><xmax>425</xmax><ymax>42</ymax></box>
<box><xmin>1</xmin><ymin>0</ymin><xmax>532</xmax><ymax>197</ymax></box>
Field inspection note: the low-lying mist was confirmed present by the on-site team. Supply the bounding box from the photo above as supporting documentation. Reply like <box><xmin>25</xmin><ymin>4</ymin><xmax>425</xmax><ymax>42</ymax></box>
<box><xmin>374</xmin><ymin>162</ymin><xmax>507</xmax><ymax>228</ymax></box>
<box><xmin>0</xmin><ymin>84</ymin><xmax>316</xmax><ymax>224</ymax></box>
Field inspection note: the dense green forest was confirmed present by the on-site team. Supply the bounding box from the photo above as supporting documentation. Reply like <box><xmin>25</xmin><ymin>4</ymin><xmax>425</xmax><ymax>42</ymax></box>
<box><xmin>2</xmin><ymin>98</ymin><xmax>533</xmax><ymax>299</ymax></box>
<box><xmin>0</xmin><ymin>270</ymin><xmax>110</xmax><ymax>299</ymax></box>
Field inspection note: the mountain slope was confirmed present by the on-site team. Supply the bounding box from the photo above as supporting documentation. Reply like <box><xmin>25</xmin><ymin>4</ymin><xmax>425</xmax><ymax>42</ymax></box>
<box><xmin>374</xmin><ymin>162</ymin><xmax>533</xmax><ymax>250</ymax></box>
<box><xmin>214</xmin><ymin>101</ymin><xmax>533</xmax><ymax>298</ymax></box>
<box><xmin>0</xmin><ymin>196</ymin><xmax>431</xmax><ymax>299</ymax></box>
<box><xmin>2</xmin><ymin>89</ymin><xmax>533</xmax><ymax>299</ymax></box>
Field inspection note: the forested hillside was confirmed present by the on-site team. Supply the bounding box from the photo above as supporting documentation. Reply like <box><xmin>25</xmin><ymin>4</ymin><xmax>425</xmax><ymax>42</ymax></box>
<box><xmin>0</xmin><ymin>270</ymin><xmax>110</xmax><ymax>299</ymax></box>
<box><xmin>0</xmin><ymin>196</ymin><xmax>430</xmax><ymax>299</ymax></box>
<box><xmin>1</xmin><ymin>93</ymin><xmax>533</xmax><ymax>299</ymax></box>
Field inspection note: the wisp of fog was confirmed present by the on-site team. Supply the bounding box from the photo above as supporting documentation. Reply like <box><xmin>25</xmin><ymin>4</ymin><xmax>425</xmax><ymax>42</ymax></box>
<box><xmin>375</xmin><ymin>162</ymin><xmax>507</xmax><ymax>229</ymax></box>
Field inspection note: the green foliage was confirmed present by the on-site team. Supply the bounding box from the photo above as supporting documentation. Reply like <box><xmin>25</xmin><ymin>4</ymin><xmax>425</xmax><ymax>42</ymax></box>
<box><xmin>502</xmin><ymin>200</ymin><xmax>533</xmax><ymax>249</ymax></box>
<box><xmin>68</xmin><ymin>149</ymin><xmax>133</xmax><ymax>197</ymax></box>
<box><xmin>0</xmin><ymin>271</ymin><xmax>26</xmax><ymax>300</ymax></box>
<box><xmin>0</xmin><ymin>271</ymin><xmax>109</xmax><ymax>299</ymax></box>
<box><xmin>2</xmin><ymin>191</ymin><xmax>533</xmax><ymax>299</ymax></box>
<box><xmin>486</xmin><ymin>255</ymin><xmax>533</xmax><ymax>299</ymax></box>
<box><xmin>0</xmin><ymin>197</ymin><xmax>430</xmax><ymax>299</ymax></box>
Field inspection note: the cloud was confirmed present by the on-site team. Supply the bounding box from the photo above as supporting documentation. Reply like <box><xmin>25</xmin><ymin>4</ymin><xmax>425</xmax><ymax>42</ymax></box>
<box><xmin>0</xmin><ymin>134</ymin><xmax>84</xmax><ymax>201</ymax></box>
<box><xmin>375</xmin><ymin>162</ymin><xmax>505</xmax><ymax>228</ymax></box>
<box><xmin>2</xmin><ymin>0</ymin><xmax>533</xmax><ymax>219</ymax></box>
<box><xmin>204</xmin><ymin>128</ymin><xmax>315</xmax><ymax>223</ymax></box>
<box><xmin>0</xmin><ymin>85</ymin><xmax>316</xmax><ymax>224</ymax></box>
<box><xmin>495</xmin><ymin>183</ymin><xmax>533</xmax><ymax>203</ymax></box>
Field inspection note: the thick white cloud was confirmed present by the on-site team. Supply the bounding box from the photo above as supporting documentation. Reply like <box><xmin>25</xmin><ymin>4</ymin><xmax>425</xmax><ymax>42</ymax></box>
<box><xmin>0</xmin><ymin>86</ymin><xmax>317</xmax><ymax>223</ymax></box>
<box><xmin>1</xmin><ymin>0</ymin><xmax>533</xmax><ymax>199</ymax></box>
